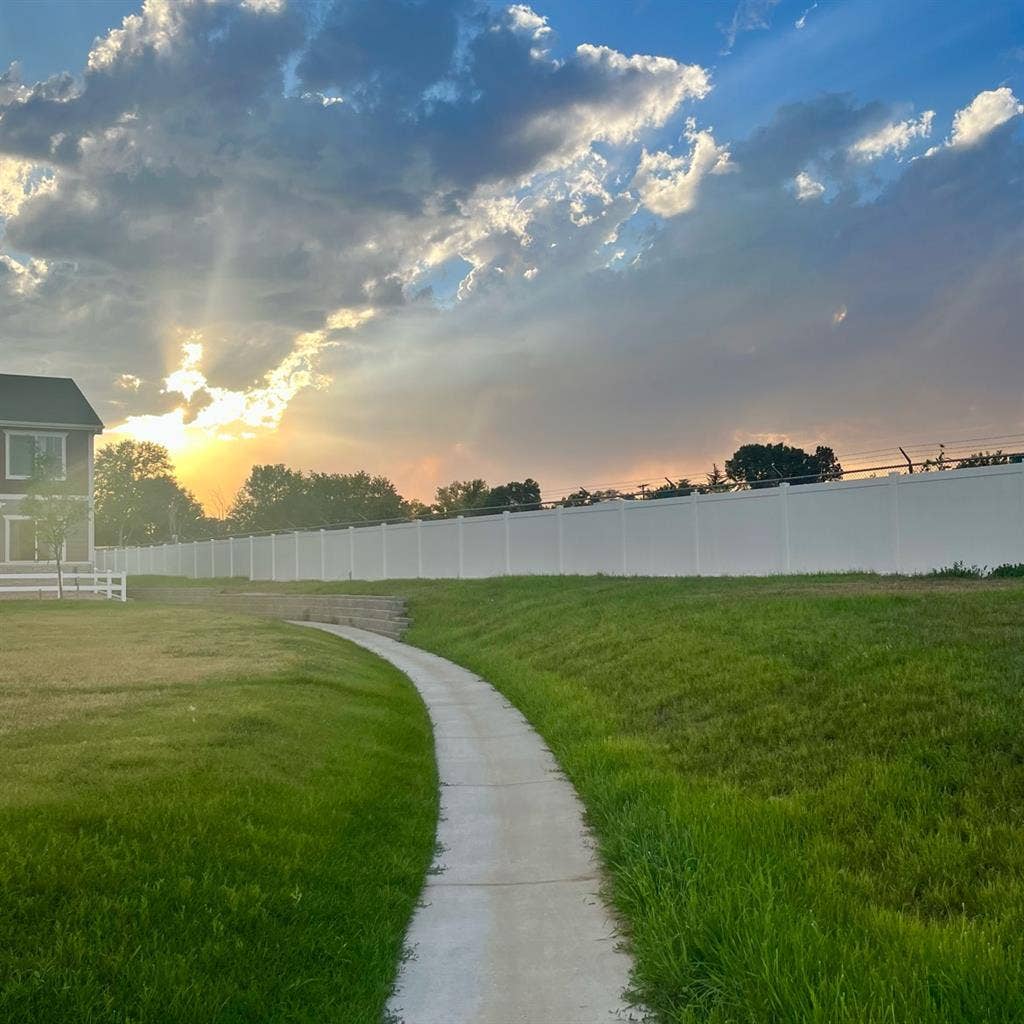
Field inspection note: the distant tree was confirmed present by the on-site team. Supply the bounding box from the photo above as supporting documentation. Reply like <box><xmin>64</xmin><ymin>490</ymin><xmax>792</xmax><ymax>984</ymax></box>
<box><xmin>433</xmin><ymin>479</ymin><xmax>492</xmax><ymax>516</ymax></box>
<box><xmin>956</xmin><ymin>449</ymin><xmax>1018</xmax><ymax>468</ymax></box>
<box><xmin>229</xmin><ymin>464</ymin><xmax>309</xmax><ymax>532</ymax></box>
<box><xmin>485</xmin><ymin>479</ymin><xmax>542</xmax><ymax>512</ymax></box>
<box><xmin>650</xmin><ymin>478</ymin><xmax>697</xmax><ymax>499</ymax></box>
<box><xmin>705</xmin><ymin>463</ymin><xmax>729</xmax><ymax>492</ymax></box>
<box><xmin>725</xmin><ymin>442</ymin><xmax>843</xmax><ymax>488</ymax></box>
<box><xmin>306</xmin><ymin>470</ymin><xmax>409</xmax><ymax>526</ymax></box>
<box><xmin>21</xmin><ymin>453</ymin><xmax>89</xmax><ymax>598</ymax></box>
<box><xmin>95</xmin><ymin>440</ymin><xmax>203</xmax><ymax>545</ymax></box>
<box><xmin>561</xmin><ymin>488</ymin><xmax>630</xmax><ymax>507</ymax></box>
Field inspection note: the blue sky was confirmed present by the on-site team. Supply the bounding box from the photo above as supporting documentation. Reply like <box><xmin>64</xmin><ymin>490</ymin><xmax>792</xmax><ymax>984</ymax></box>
<box><xmin>0</xmin><ymin>0</ymin><xmax>1021</xmax><ymax>504</ymax></box>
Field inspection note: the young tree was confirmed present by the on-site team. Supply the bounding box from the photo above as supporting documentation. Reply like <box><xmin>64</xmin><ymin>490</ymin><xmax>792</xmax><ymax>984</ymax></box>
<box><xmin>705</xmin><ymin>464</ymin><xmax>729</xmax><ymax>492</ymax></box>
<box><xmin>20</xmin><ymin>454</ymin><xmax>88</xmax><ymax>599</ymax></box>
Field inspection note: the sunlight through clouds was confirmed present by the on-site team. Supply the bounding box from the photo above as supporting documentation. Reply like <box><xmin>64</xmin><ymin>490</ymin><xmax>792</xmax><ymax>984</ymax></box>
<box><xmin>110</xmin><ymin>308</ymin><xmax>375</xmax><ymax>455</ymax></box>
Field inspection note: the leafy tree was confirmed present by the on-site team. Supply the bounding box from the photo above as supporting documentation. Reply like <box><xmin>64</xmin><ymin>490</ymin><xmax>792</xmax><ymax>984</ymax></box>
<box><xmin>433</xmin><ymin>479</ymin><xmax>491</xmax><ymax>516</ymax></box>
<box><xmin>21</xmin><ymin>453</ymin><xmax>89</xmax><ymax>597</ymax></box>
<box><xmin>485</xmin><ymin>479</ymin><xmax>542</xmax><ymax>512</ymax></box>
<box><xmin>561</xmin><ymin>488</ymin><xmax>631</xmax><ymax>507</ymax></box>
<box><xmin>956</xmin><ymin>450</ymin><xmax>1018</xmax><ymax>468</ymax></box>
<box><xmin>725</xmin><ymin>442</ymin><xmax>843</xmax><ymax>488</ymax></box>
<box><xmin>95</xmin><ymin>440</ymin><xmax>203</xmax><ymax>544</ymax></box>
<box><xmin>229</xmin><ymin>465</ymin><xmax>415</xmax><ymax>532</ymax></box>
<box><xmin>920</xmin><ymin>444</ymin><xmax>951</xmax><ymax>472</ymax></box>
<box><xmin>229</xmin><ymin>464</ymin><xmax>309</xmax><ymax>532</ymax></box>
<box><xmin>651</xmin><ymin>478</ymin><xmax>697</xmax><ymax>499</ymax></box>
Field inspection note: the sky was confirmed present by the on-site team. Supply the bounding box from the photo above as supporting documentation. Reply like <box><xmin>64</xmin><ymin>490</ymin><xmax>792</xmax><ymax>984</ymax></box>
<box><xmin>0</xmin><ymin>0</ymin><xmax>1021</xmax><ymax>509</ymax></box>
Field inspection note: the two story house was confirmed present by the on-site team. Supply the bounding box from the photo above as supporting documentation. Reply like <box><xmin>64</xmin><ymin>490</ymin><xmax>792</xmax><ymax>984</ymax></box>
<box><xmin>0</xmin><ymin>374</ymin><xmax>103</xmax><ymax>567</ymax></box>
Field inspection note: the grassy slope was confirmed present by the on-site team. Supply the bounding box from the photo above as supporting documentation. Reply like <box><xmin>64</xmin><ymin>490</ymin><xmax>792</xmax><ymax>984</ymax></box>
<box><xmin>0</xmin><ymin>602</ymin><xmax>437</xmax><ymax>1024</ymax></box>
<box><xmin>139</xmin><ymin>574</ymin><xmax>1024</xmax><ymax>1023</ymax></box>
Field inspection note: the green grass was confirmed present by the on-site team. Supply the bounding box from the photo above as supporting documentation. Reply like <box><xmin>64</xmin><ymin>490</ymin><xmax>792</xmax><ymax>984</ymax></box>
<box><xmin>0</xmin><ymin>602</ymin><xmax>437</xmax><ymax>1024</ymax></box>
<box><xmin>139</xmin><ymin>573</ymin><xmax>1024</xmax><ymax>1023</ymax></box>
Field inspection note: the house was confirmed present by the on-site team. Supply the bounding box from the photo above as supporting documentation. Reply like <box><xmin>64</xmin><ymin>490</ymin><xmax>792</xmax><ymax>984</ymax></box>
<box><xmin>0</xmin><ymin>373</ymin><xmax>103</xmax><ymax>567</ymax></box>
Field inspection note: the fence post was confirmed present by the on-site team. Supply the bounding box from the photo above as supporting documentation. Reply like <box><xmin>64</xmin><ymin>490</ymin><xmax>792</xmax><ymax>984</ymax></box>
<box><xmin>247</xmin><ymin>536</ymin><xmax>254</xmax><ymax>581</ymax></box>
<box><xmin>416</xmin><ymin>520</ymin><xmax>423</xmax><ymax>579</ymax></box>
<box><xmin>294</xmin><ymin>531</ymin><xmax>300</xmax><ymax>581</ymax></box>
<box><xmin>503</xmin><ymin>511</ymin><xmax>511</xmax><ymax>575</ymax></box>
<box><xmin>271</xmin><ymin>533</ymin><xmax>277</xmax><ymax>582</ymax></box>
<box><xmin>1018</xmin><ymin>461</ymin><xmax>1024</xmax><ymax>561</ymax></box>
<box><xmin>779</xmin><ymin>482</ymin><xmax>792</xmax><ymax>574</ymax></box>
<box><xmin>888</xmin><ymin>472</ymin><xmax>902</xmax><ymax>574</ymax></box>
<box><xmin>348</xmin><ymin>526</ymin><xmax>355</xmax><ymax>580</ymax></box>
<box><xmin>210</xmin><ymin>538</ymin><xmax>215</xmax><ymax>577</ymax></box>
<box><xmin>691</xmin><ymin>490</ymin><xmax>701</xmax><ymax>576</ymax></box>
<box><xmin>618</xmin><ymin>499</ymin><xmax>628</xmax><ymax>576</ymax></box>
<box><xmin>320</xmin><ymin>529</ymin><xmax>327</xmax><ymax>581</ymax></box>
<box><xmin>120</xmin><ymin>572</ymin><xmax>127</xmax><ymax>602</ymax></box>
<box><xmin>229</xmin><ymin>538</ymin><xmax>234</xmax><ymax>578</ymax></box>
<box><xmin>381</xmin><ymin>522</ymin><xmax>388</xmax><ymax>579</ymax></box>
<box><xmin>556</xmin><ymin>505</ymin><xmax>565</xmax><ymax>575</ymax></box>
<box><xmin>457</xmin><ymin>516</ymin><xmax>465</xmax><ymax>579</ymax></box>
<box><xmin>106</xmin><ymin>569</ymin><xmax>112</xmax><ymax>600</ymax></box>
<box><xmin>192</xmin><ymin>541</ymin><xmax>198</xmax><ymax>579</ymax></box>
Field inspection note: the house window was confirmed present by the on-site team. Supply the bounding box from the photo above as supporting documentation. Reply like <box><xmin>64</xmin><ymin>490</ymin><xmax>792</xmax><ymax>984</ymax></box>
<box><xmin>5</xmin><ymin>431</ymin><xmax>67</xmax><ymax>480</ymax></box>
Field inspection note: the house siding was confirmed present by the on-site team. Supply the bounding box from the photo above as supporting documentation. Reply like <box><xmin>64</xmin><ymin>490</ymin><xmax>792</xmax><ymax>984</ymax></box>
<box><xmin>1</xmin><ymin>428</ymin><xmax>94</xmax><ymax>565</ymax></box>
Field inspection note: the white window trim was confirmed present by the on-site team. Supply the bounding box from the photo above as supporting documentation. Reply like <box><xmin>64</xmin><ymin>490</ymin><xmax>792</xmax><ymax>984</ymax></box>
<box><xmin>4</xmin><ymin>430</ymin><xmax>68</xmax><ymax>481</ymax></box>
<box><xmin>3</xmin><ymin>514</ymin><xmax>66</xmax><ymax>564</ymax></box>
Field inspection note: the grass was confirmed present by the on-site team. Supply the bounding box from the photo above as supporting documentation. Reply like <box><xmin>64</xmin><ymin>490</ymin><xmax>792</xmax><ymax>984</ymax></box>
<box><xmin>138</xmin><ymin>572</ymin><xmax>1024</xmax><ymax>1023</ymax></box>
<box><xmin>0</xmin><ymin>601</ymin><xmax>437</xmax><ymax>1024</ymax></box>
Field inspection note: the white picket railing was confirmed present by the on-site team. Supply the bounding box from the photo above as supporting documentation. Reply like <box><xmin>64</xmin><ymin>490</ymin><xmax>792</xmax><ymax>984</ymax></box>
<box><xmin>96</xmin><ymin>462</ymin><xmax>1024</xmax><ymax>582</ymax></box>
<box><xmin>0</xmin><ymin>571</ymin><xmax>127</xmax><ymax>601</ymax></box>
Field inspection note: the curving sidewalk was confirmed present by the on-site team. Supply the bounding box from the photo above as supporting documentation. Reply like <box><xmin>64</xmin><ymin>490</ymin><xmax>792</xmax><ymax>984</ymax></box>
<box><xmin>293</xmin><ymin>622</ymin><xmax>639</xmax><ymax>1024</ymax></box>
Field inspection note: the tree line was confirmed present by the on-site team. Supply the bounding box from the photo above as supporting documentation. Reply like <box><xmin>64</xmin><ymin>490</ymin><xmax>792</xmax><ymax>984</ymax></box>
<box><xmin>94</xmin><ymin>438</ymin><xmax>1018</xmax><ymax>546</ymax></box>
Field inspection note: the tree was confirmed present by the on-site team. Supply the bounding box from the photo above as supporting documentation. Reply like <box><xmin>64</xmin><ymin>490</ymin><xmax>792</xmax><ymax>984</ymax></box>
<box><xmin>725</xmin><ymin>442</ymin><xmax>843</xmax><ymax>488</ymax></box>
<box><xmin>229</xmin><ymin>465</ymin><xmax>414</xmax><ymax>532</ymax></box>
<box><xmin>705</xmin><ymin>464</ymin><xmax>729</xmax><ymax>492</ymax></box>
<box><xmin>94</xmin><ymin>440</ymin><xmax>204</xmax><ymax>544</ymax></box>
<box><xmin>433</xmin><ymin>479</ymin><xmax>492</xmax><ymax>516</ymax></box>
<box><xmin>956</xmin><ymin>450</ymin><xmax>1018</xmax><ymax>468</ymax></box>
<box><xmin>651</xmin><ymin>478</ymin><xmax>697</xmax><ymax>499</ymax></box>
<box><xmin>561</xmin><ymin>488</ymin><xmax>630</xmax><ymax>507</ymax></box>
<box><xmin>485</xmin><ymin>479</ymin><xmax>542</xmax><ymax>512</ymax></box>
<box><xmin>20</xmin><ymin>453</ymin><xmax>88</xmax><ymax>598</ymax></box>
<box><xmin>229</xmin><ymin>464</ymin><xmax>308</xmax><ymax>532</ymax></box>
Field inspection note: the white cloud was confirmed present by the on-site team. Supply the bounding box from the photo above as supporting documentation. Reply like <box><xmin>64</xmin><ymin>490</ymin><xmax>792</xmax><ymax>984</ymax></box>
<box><xmin>115</xmin><ymin>373</ymin><xmax>143</xmax><ymax>391</ymax></box>
<box><xmin>633</xmin><ymin>120</ymin><xmax>731</xmax><ymax>217</ymax></box>
<box><xmin>795</xmin><ymin>4</ymin><xmax>817</xmax><ymax>29</ymax></box>
<box><xmin>948</xmin><ymin>87</ymin><xmax>1023</xmax><ymax>149</ymax></box>
<box><xmin>793</xmin><ymin>170</ymin><xmax>825</xmax><ymax>200</ymax></box>
<box><xmin>0</xmin><ymin>252</ymin><xmax>49</xmax><ymax>294</ymax></box>
<box><xmin>849</xmin><ymin>110</ymin><xmax>934</xmax><ymax>161</ymax></box>
<box><xmin>0</xmin><ymin>156</ymin><xmax>56</xmax><ymax>218</ymax></box>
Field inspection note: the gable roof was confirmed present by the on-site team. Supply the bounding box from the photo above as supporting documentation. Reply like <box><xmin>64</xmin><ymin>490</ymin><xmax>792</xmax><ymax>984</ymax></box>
<box><xmin>0</xmin><ymin>373</ymin><xmax>104</xmax><ymax>431</ymax></box>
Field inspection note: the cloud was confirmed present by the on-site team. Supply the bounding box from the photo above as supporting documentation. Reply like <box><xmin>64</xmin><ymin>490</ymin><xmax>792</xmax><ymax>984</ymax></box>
<box><xmin>794</xmin><ymin>4</ymin><xmax>817</xmax><ymax>30</ymax></box>
<box><xmin>633</xmin><ymin>121</ymin><xmax>731</xmax><ymax>217</ymax></box>
<box><xmin>721</xmin><ymin>0</ymin><xmax>781</xmax><ymax>52</ymax></box>
<box><xmin>111</xmin><ymin>306</ymin><xmax>374</xmax><ymax>454</ymax></box>
<box><xmin>849</xmin><ymin>110</ymin><xmax>935</xmax><ymax>161</ymax></box>
<box><xmin>793</xmin><ymin>170</ymin><xmax>825</xmax><ymax>200</ymax></box>
<box><xmin>947</xmin><ymin>87</ymin><xmax>1023</xmax><ymax>149</ymax></box>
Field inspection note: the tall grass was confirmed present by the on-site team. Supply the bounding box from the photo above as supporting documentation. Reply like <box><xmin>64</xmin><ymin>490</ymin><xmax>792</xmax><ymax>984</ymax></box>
<box><xmin>151</xmin><ymin>574</ymin><xmax>1024</xmax><ymax>1022</ymax></box>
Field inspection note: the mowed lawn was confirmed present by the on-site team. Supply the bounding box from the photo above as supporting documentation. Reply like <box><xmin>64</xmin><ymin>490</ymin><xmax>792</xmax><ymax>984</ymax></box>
<box><xmin>146</xmin><ymin>573</ymin><xmax>1024</xmax><ymax>1023</ymax></box>
<box><xmin>0</xmin><ymin>602</ymin><xmax>437</xmax><ymax>1024</ymax></box>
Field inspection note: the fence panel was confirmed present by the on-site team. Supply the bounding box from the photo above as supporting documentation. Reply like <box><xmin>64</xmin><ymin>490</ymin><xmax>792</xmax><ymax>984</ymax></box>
<box><xmin>94</xmin><ymin>463</ymin><xmax>1024</xmax><ymax>583</ymax></box>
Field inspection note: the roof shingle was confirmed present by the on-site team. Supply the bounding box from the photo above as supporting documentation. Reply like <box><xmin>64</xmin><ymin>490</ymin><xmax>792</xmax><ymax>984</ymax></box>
<box><xmin>0</xmin><ymin>373</ymin><xmax>104</xmax><ymax>430</ymax></box>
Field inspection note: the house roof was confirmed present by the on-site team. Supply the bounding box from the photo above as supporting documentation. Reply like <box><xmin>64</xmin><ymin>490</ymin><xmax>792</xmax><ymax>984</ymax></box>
<box><xmin>0</xmin><ymin>373</ymin><xmax>104</xmax><ymax>431</ymax></box>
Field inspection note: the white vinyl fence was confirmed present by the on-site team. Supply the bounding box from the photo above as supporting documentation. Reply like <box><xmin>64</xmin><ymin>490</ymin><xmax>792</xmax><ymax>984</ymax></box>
<box><xmin>0</xmin><ymin>571</ymin><xmax>127</xmax><ymax>600</ymax></box>
<box><xmin>97</xmin><ymin>463</ymin><xmax>1024</xmax><ymax>582</ymax></box>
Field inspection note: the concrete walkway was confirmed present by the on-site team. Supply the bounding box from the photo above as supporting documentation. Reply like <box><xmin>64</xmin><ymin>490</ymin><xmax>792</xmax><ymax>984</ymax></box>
<box><xmin>293</xmin><ymin>622</ymin><xmax>640</xmax><ymax>1024</ymax></box>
